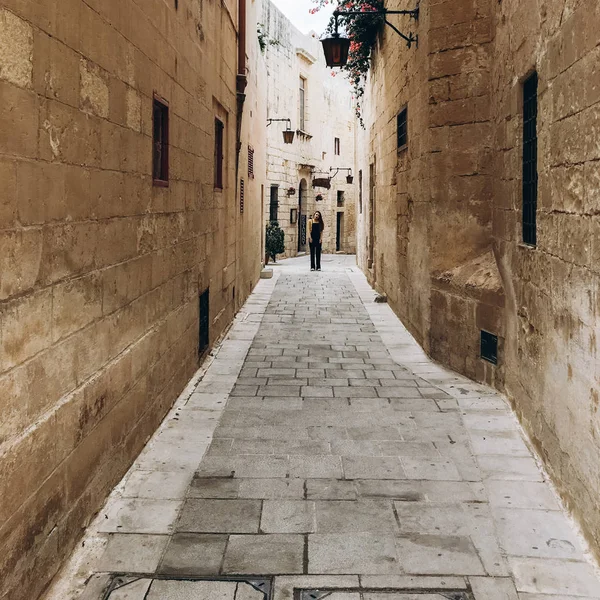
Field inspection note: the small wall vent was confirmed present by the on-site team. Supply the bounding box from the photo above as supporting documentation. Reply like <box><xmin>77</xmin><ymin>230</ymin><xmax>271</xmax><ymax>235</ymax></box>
<box><xmin>480</xmin><ymin>330</ymin><xmax>498</xmax><ymax>365</ymax></box>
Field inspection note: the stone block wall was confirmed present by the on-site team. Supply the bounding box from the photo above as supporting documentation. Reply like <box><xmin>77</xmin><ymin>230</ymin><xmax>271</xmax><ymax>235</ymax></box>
<box><xmin>0</xmin><ymin>1</ymin><xmax>264</xmax><ymax>598</ymax></box>
<box><xmin>357</xmin><ymin>0</ymin><xmax>600</xmax><ymax>557</ymax></box>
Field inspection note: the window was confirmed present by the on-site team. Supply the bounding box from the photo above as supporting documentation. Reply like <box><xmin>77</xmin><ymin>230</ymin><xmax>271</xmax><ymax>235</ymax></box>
<box><xmin>269</xmin><ymin>185</ymin><xmax>279</xmax><ymax>222</ymax></box>
<box><xmin>337</xmin><ymin>190</ymin><xmax>344</xmax><ymax>207</ymax></box>
<box><xmin>248</xmin><ymin>145</ymin><xmax>255</xmax><ymax>179</ymax></box>
<box><xmin>214</xmin><ymin>118</ymin><xmax>224</xmax><ymax>189</ymax></box>
<box><xmin>358</xmin><ymin>170</ymin><xmax>363</xmax><ymax>214</ymax></box>
<box><xmin>334</xmin><ymin>137</ymin><xmax>340</xmax><ymax>155</ymax></box>
<box><xmin>152</xmin><ymin>97</ymin><xmax>169</xmax><ymax>185</ymax></box>
<box><xmin>523</xmin><ymin>71</ymin><xmax>538</xmax><ymax>246</ymax></box>
<box><xmin>481</xmin><ymin>330</ymin><xmax>498</xmax><ymax>365</ymax></box>
<box><xmin>199</xmin><ymin>288</ymin><xmax>210</xmax><ymax>355</ymax></box>
<box><xmin>299</xmin><ymin>76</ymin><xmax>306</xmax><ymax>131</ymax></box>
<box><xmin>240</xmin><ymin>178</ymin><xmax>245</xmax><ymax>214</ymax></box>
<box><xmin>397</xmin><ymin>106</ymin><xmax>408</xmax><ymax>149</ymax></box>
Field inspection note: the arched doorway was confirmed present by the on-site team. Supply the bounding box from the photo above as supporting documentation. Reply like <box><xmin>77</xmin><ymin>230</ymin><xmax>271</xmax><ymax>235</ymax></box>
<box><xmin>298</xmin><ymin>179</ymin><xmax>308</xmax><ymax>253</ymax></box>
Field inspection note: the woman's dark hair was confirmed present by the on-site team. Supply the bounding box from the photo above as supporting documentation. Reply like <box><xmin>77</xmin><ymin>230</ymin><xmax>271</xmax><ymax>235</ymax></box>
<box><xmin>314</xmin><ymin>211</ymin><xmax>325</xmax><ymax>229</ymax></box>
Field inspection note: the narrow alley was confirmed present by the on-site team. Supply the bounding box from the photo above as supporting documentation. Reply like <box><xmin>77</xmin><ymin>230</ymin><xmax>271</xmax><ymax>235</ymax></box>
<box><xmin>47</xmin><ymin>256</ymin><xmax>600</xmax><ymax>600</ymax></box>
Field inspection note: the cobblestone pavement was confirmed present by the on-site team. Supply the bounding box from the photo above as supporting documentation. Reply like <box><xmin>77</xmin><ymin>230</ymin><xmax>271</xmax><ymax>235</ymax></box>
<box><xmin>46</xmin><ymin>255</ymin><xmax>600</xmax><ymax>600</ymax></box>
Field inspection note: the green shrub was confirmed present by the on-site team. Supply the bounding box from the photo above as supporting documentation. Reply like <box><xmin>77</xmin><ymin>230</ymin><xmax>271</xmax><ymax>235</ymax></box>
<box><xmin>266</xmin><ymin>221</ymin><xmax>285</xmax><ymax>262</ymax></box>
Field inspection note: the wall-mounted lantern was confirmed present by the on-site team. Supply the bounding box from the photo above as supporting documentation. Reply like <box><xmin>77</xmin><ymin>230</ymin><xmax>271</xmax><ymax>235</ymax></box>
<box><xmin>321</xmin><ymin>7</ymin><xmax>419</xmax><ymax>68</ymax></box>
<box><xmin>267</xmin><ymin>118</ymin><xmax>295</xmax><ymax>144</ymax></box>
<box><xmin>330</xmin><ymin>167</ymin><xmax>354</xmax><ymax>184</ymax></box>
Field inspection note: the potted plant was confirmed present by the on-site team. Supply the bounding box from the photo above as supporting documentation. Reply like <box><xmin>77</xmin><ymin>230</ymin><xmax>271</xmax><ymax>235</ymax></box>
<box><xmin>315</xmin><ymin>194</ymin><xmax>324</xmax><ymax>202</ymax></box>
<box><xmin>265</xmin><ymin>221</ymin><xmax>285</xmax><ymax>264</ymax></box>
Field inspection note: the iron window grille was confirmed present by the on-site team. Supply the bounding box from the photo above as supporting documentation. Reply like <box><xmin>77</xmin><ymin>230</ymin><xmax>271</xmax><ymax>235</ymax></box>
<box><xmin>152</xmin><ymin>97</ymin><xmax>169</xmax><ymax>185</ymax></box>
<box><xmin>397</xmin><ymin>106</ymin><xmax>408</xmax><ymax>150</ymax></box>
<box><xmin>334</xmin><ymin>137</ymin><xmax>340</xmax><ymax>155</ymax></box>
<box><xmin>199</xmin><ymin>289</ymin><xmax>210</xmax><ymax>356</ymax></box>
<box><xmin>248</xmin><ymin>145</ymin><xmax>255</xmax><ymax>179</ymax></box>
<box><xmin>480</xmin><ymin>330</ymin><xmax>498</xmax><ymax>365</ymax></box>
<box><xmin>522</xmin><ymin>71</ymin><xmax>538</xmax><ymax>246</ymax></box>
<box><xmin>269</xmin><ymin>185</ymin><xmax>279</xmax><ymax>222</ymax></box>
<box><xmin>359</xmin><ymin>169</ymin><xmax>363</xmax><ymax>214</ymax></box>
<box><xmin>214</xmin><ymin>118</ymin><xmax>224</xmax><ymax>189</ymax></box>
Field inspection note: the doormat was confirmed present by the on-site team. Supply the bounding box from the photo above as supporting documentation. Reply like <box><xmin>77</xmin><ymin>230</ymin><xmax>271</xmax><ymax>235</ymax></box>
<box><xmin>102</xmin><ymin>575</ymin><xmax>271</xmax><ymax>599</ymax></box>
<box><xmin>298</xmin><ymin>590</ymin><xmax>472</xmax><ymax>600</ymax></box>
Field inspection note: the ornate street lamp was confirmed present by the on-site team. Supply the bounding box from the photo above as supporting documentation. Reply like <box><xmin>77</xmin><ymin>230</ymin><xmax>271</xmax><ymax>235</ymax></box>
<box><xmin>321</xmin><ymin>7</ymin><xmax>419</xmax><ymax>68</ymax></box>
<box><xmin>267</xmin><ymin>118</ymin><xmax>295</xmax><ymax>144</ymax></box>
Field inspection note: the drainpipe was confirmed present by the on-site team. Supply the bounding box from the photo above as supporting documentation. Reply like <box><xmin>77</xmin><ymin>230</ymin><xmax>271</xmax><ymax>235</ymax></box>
<box><xmin>235</xmin><ymin>0</ymin><xmax>248</xmax><ymax>307</ymax></box>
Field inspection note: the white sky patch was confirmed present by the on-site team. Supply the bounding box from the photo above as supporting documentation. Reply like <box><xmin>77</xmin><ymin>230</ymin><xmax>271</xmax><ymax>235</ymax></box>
<box><xmin>271</xmin><ymin>0</ymin><xmax>335</xmax><ymax>35</ymax></box>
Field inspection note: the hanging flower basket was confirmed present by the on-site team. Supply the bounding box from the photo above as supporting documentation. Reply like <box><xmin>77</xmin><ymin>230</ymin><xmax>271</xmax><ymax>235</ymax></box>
<box><xmin>315</xmin><ymin>194</ymin><xmax>324</xmax><ymax>202</ymax></box>
<box><xmin>287</xmin><ymin>187</ymin><xmax>296</xmax><ymax>196</ymax></box>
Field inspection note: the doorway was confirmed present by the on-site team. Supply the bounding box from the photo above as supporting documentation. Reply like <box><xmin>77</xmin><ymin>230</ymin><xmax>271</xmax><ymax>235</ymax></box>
<box><xmin>336</xmin><ymin>211</ymin><xmax>343</xmax><ymax>252</ymax></box>
<box><xmin>298</xmin><ymin>179</ymin><xmax>307</xmax><ymax>253</ymax></box>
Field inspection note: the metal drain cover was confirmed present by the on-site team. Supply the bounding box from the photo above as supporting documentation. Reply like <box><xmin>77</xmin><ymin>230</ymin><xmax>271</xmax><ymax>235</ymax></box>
<box><xmin>103</xmin><ymin>576</ymin><xmax>271</xmax><ymax>599</ymax></box>
<box><xmin>299</xmin><ymin>591</ymin><xmax>472</xmax><ymax>600</ymax></box>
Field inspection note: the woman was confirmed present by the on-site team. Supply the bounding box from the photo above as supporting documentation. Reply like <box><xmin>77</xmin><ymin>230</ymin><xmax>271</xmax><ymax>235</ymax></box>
<box><xmin>308</xmin><ymin>211</ymin><xmax>324</xmax><ymax>271</ymax></box>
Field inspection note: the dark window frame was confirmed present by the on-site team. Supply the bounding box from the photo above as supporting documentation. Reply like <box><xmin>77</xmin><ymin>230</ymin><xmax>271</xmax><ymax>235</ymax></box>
<box><xmin>240</xmin><ymin>178</ymin><xmax>245</xmax><ymax>214</ymax></box>
<box><xmin>152</xmin><ymin>95</ymin><xmax>169</xmax><ymax>186</ymax></box>
<box><xmin>248</xmin><ymin>145</ymin><xmax>255</xmax><ymax>179</ymax></box>
<box><xmin>334</xmin><ymin>137</ymin><xmax>340</xmax><ymax>155</ymax></box>
<box><xmin>358</xmin><ymin>170</ymin><xmax>363</xmax><ymax>214</ymax></box>
<box><xmin>214</xmin><ymin>117</ymin><xmax>225</xmax><ymax>190</ymax></box>
<box><xmin>299</xmin><ymin>76</ymin><xmax>306</xmax><ymax>131</ymax></box>
<box><xmin>269</xmin><ymin>185</ymin><xmax>279</xmax><ymax>222</ymax></box>
<box><xmin>397</xmin><ymin>106</ymin><xmax>408</xmax><ymax>150</ymax></box>
<box><xmin>522</xmin><ymin>71</ymin><xmax>538</xmax><ymax>246</ymax></box>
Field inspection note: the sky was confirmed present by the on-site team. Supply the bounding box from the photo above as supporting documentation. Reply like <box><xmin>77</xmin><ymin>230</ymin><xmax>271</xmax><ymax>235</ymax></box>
<box><xmin>271</xmin><ymin>0</ymin><xmax>335</xmax><ymax>35</ymax></box>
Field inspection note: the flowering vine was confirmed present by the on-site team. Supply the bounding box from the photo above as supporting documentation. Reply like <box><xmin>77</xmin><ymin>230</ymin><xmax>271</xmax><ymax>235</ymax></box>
<box><xmin>310</xmin><ymin>0</ymin><xmax>385</xmax><ymax>126</ymax></box>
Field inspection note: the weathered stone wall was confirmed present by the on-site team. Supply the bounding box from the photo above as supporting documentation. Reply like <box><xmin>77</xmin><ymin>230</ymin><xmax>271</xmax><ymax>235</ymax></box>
<box><xmin>262</xmin><ymin>0</ymin><xmax>356</xmax><ymax>258</ymax></box>
<box><xmin>0</xmin><ymin>1</ymin><xmax>264</xmax><ymax>598</ymax></box>
<box><xmin>491</xmin><ymin>0</ymin><xmax>600</xmax><ymax>555</ymax></box>
<box><xmin>358</xmin><ymin>0</ymin><xmax>600</xmax><ymax>557</ymax></box>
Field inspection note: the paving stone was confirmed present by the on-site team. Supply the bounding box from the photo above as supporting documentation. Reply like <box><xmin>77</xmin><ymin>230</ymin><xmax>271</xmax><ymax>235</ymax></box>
<box><xmin>109</xmin><ymin>579</ymin><xmax>152</xmax><ymax>600</ymax></box>
<box><xmin>346</xmin><ymin>426</ymin><xmax>402</xmax><ymax>440</ymax></box>
<box><xmin>97</xmin><ymin>534</ymin><xmax>169</xmax><ymax>573</ymax></box>
<box><xmin>187</xmin><ymin>476</ymin><xmax>240</xmax><ymax>498</ymax></box>
<box><xmin>238</xmin><ymin>478</ymin><xmax>305</xmax><ymax>499</ymax></box>
<box><xmin>176</xmin><ymin>499</ymin><xmax>262</xmax><ymax>533</ymax></box>
<box><xmin>157</xmin><ymin>533</ymin><xmax>228</xmax><ymax>575</ymax></box>
<box><xmin>308</xmin><ymin>533</ymin><xmax>399</xmax><ymax>574</ymax></box>
<box><xmin>469</xmin><ymin>576</ymin><xmax>518</xmax><ymax>600</ymax></box>
<box><xmin>121</xmin><ymin>471</ymin><xmax>192</xmax><ymax>500</ymax></box>
<box><xmin>400</xmin><ymin>457</ymin><xmax>462</xmax><ymax>481</ymax></box>
<box><xmin>315</xmin><ymin>500</ymin><xmax>397</xmax><ymax>533</ymax></box>
<box><xmin>343</xmin><ymin>457</ymin><xmax>406</xmax><ymax>480</ymax></box>
<box><xmin>486</xmin><ymin>481</ymin><xmax>559</xmax><ymax>509</ymax></box>
<box><xmin>261</xmin><ymin>500</ymin><xmax>316</xmax><ymax>533</ymax></box>
<box><xmin>306</xmin><ymin>479</ymin><xmax>357</xmax><ymax>500</ymax></box>
<box><xmin>509</xmin><ymin>557</ymin><xmax>600</xmax><ymax>596</ymax></box>
<box><xmin>477</xmin><ymin>456</ymin><xmax>544</xmax><ymax>482</ymax></box>
<box><xmin>494</xmin><ymin>507</ymin><xmax>584</xmax><ymax>559</ymax></box>
<box><xmin>99</xmin><ymin>499</ymin><xmax>182</xmax><ymax>534</ymax></box>
<box><xmin>395</xmin><ymin>535</ymin><xmax>486</xmax><ymax>575</ymax></box>
<box><xmin>223</xmin><ymin>534</ymin><xmax>304</xmax><ymax>574</ymax></box>
<box><xmin>289</xmin><ymin>455</ymin><xmax>343</xmax><ymax>478</ymax></box>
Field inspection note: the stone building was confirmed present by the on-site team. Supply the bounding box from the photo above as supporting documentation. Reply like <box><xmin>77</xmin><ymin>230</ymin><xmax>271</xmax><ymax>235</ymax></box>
<box><xmin>261</xmin><ymin>0</ymin><xmax>356</xmax><ymax>258</ymax></box>
<box><xmin>356</xmin><ymin>0</ymin><xmax>600</xmax><ymax>556</ymax></box>
<box><xmin>0</xmin><ymin>1</ymin><xmax>266</xmax><ymax>598</ymax></box>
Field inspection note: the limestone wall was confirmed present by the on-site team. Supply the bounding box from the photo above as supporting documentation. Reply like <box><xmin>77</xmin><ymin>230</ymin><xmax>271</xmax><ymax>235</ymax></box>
<box><xmin>357</xmin><ymin>0</ymin><xmax>600</xmax><ymax>556</ymax></box>
<box><xmin>0</xmin><ymin>1</ymin><xmax>265</xmax><ymax>598</ymax></box>
<box><xmin>261</xmin><ymin>0</ymin><xmax>356</xmax><ymax>258</ymax></box>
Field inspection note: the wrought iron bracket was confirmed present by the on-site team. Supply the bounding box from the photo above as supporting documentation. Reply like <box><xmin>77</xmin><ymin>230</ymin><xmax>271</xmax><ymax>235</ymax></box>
<box><xmin>333</xmin><ymin>5</ymin><xmax>419</xmax><ymax>48</ymax></box>
<box><xmin>267</xmin><ymin>118</ymin><xmax>292</xmax><ymax>128</ymax></box>
<box><xmin>329</xmin><ymin>167</ymin><xmax>353</xmax><ymax>179</ymax></box>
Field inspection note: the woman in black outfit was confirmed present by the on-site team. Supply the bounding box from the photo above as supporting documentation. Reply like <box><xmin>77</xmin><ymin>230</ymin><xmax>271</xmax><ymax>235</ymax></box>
<box><xmin>308</xmin><ymin>211</ymin><xmax>324</xmax><ymax>271</ymax></box>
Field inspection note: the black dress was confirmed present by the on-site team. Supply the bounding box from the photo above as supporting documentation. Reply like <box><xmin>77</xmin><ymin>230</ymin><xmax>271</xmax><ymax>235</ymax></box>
<box><xmin>310</xmin><ymin>221</ymin><xmax>322</xmax><ymax>270</ymax></box>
